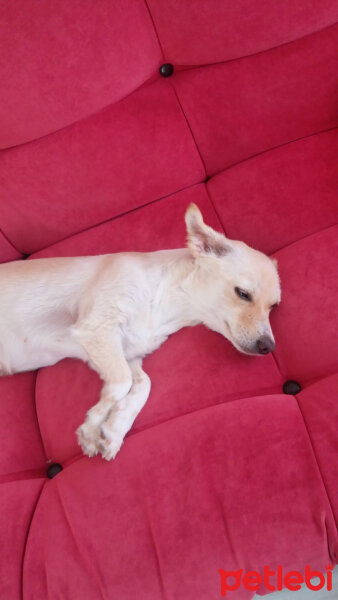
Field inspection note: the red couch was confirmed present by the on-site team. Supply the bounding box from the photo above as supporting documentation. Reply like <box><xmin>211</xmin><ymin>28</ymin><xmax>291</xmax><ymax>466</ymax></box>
<box><xmin>1</xmin><ymin>2</ymin><xmax>337</xmax><ymax>598</ymax></box>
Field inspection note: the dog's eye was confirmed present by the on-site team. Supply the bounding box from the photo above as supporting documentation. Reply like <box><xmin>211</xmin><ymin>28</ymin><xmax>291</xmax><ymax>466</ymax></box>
<box><xmin>235</xmin><ymin>287</ymin><xmax>252</xmax><ymax>302</ymax></box>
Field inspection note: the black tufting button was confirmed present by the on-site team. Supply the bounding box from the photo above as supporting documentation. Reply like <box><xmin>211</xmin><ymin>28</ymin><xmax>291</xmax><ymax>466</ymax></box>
<box><xmin>159</xmin><ymin>63</ymin><xmax>174</xmax><ymax>77</ymax></box>
<box><xmin>47</xmin><ymin>463</ymin><xmax>63</xmax><ymax>479</ymax></box>
<box><xmin>283</xmin><ymin>380</ymin><xmax>302</xmax><ymax>395</ymax></box>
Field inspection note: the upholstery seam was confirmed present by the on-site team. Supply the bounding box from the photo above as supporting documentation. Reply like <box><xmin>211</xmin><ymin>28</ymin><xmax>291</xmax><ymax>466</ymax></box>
<box><xmin>127</xmin><ymin>385</ymin><xmax>286</xmax><ymax>440</ymax></box>
<box><xmin>143</xmin><ymin>0</ymin><xmax>165</xmax><ymax>61</ymax></box>
<box><xmin>33</xmin><ymin>372</ymin><xmax>48</xmax><ymax>461</ymax></box>
<box><xmin>272</xmin><ymin>223</ymin><xmax>337</xmax><ymax>255</ymax></box>
<box><xmin>169</xmin><ymin>81</ymin><xmax>207</xmax><ymax>178</ymax></box>
<box><xmin>204</xmin><ymin>183</ymin><xmax>228</xmax><ymax>236</ymax></box>
<box><xmin>209</xmin><ymin>125</ymin><xmax>338</xmax><ymax>178</ymax></box>
<box><xmin>54</xmin><ymin>482</ymin><xmax>109</xmax><ymax>600</ymax></box>
<box><xmin>0</xmin><ymin>73</ymin><xmax>161</xmax><ymax>154</ymax></box>
<box><xmin>28</xmin><ymin>181</ymin><xmax>205</xmax><ymax>257</ymax></box>
<box><xmin>173</xmin><ymin>20</ymin><xmax>338</xmax><ymax>70</ymax></box>
<box><xmin>294</xmin><ymin>395</ymin><xmax>337</xmax><ymax>562</ymax></box>
<box><xmin>0</xmin><ymin>469</ymin><xmax>45</xmax><ymax>484</ymax></box>
<box><xmin>0</xmin><ymin>227</ymin><xmax>24</xmax><ymax>257</ymax></box>
<box><xmin>20</xmin><ymin>480</ymin><xmax>46</xmax><ymax>600</ymax></box>
<box><xmin>19</xmin><ymin>374</ymin><xmax>48</xmax><ymax>600</ymax></box>
<box><xmin>138</xmin><ymin>466</ymin><xmax>169</xmax><ymax>600</ymax></box>
<box><xmin>269</xmin><ymin>350</ymin><xmax>284</xmax><ymax>382</ymax></box>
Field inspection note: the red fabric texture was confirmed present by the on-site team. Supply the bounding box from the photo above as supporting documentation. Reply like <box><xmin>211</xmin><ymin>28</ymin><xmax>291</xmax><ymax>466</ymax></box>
<box><xmin>23</xmin><ymin>400</ymin><xmax>334</xmax><ymax>599</ymax></box>
<box><xmin>147</xmin><ymin>0</ymin><xmax>338</xmax><ymax>64</ymax></box>
<box><xmin>207</xmin><ymin>130</ymin><xmax>338</xmax><ymax>254</ymax></box>
<box><xmin>0</xmin><ymin>0</ymin><xmax>161</xmax><ymax>148</ymax></box>
<box><xmin>0</xmin><ymin>231</ymin><xmax>23</xmax><ymax>263</ymax></box>
<box><xmin>0</xmin><ymin>82</ymin><xmax>205</xmax><ymax>254</ymax></box>
<box><xmin>0</xmin><ymin>2</ymin><xmax>337</xmax><ymax>599</ymax></box>
<box><xmin>272</xmin><ymin>226</ymin><xmax>337</xmax><ymax>383</ymax></box>
<box><xmin>172</xmin><ymin>24</ymin><xmax>338</xmax><ymax>176</ymax></box>
<box><xmin>298</xmin><ymin>375</ymin><xmax>338</xmax><ymax>536</ymax></box>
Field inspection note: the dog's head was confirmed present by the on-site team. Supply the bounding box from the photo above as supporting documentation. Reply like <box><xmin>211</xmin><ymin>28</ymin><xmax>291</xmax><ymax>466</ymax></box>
<box><xmin>185</xmin><ymin>204</ymin><xmax>281</xmax><ymax>355</ymax></box>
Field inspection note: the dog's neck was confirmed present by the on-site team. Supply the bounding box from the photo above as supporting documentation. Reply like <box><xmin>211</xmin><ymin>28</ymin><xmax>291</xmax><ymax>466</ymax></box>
<box><xmin>154</xmin><ymin>248</ymin><xmax>222</xmax><ymax>335</ymax></box>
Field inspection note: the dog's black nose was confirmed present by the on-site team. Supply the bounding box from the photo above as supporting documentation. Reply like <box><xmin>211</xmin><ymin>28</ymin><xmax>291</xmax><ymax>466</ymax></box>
<box><xmin>256</xmin><ymin>336</ymin><xmax>275</xmax><ymax>354</ymax></box>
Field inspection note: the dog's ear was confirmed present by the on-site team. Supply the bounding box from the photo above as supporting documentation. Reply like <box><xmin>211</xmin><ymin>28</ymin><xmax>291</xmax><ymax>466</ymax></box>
<box><xmin>185</xmin><ymin>203</ymin><xmax>231</xmax><ymax>257</ymax></box>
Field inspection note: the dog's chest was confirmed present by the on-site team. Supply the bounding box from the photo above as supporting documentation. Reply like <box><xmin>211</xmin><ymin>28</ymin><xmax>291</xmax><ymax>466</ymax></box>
<box><xmin>121</xmin><ymin>310</ymin><xmax>171</xmax><ymax>360</ymax></box>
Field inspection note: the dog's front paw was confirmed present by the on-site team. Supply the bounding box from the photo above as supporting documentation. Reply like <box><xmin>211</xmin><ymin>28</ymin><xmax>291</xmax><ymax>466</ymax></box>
<box><xmin>76</xmin><ymin>421</ymin><xmax>100</xmax><ymax>458</ymax></box>
<box><xmin>97</xmin><ymin>424</ymin><xmax>124</xmax><ymax>460</ymax></box>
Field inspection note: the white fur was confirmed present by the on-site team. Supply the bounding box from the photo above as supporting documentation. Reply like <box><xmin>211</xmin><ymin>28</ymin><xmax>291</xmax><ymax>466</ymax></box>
<box><xmin>0</xmin><ymin>205</ymin><xmax>281</xmax><ymax>459</ymax></box>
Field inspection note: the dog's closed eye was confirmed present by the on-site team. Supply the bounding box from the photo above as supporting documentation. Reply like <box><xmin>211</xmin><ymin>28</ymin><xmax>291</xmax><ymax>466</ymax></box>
<box><xmin>234</xmin><ymin>287</ymin><xmax>252</xmax><ymax>302</ymax></box>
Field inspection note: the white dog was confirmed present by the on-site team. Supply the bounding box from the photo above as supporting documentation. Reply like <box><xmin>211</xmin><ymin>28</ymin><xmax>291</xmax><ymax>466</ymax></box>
<box><xmin>0</xmin><ymin>204</ymin><xmax>280</xmax><ymax>459</ymax></box>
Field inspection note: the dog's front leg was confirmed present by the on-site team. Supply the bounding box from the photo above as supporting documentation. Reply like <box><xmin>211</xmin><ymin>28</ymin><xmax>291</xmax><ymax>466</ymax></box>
<box><xmin>76</xmin><ymin>329</ymin><xmax>132</xmax><ymax>457</ymax></box>
<box><xmin>98</xmin><ymin>359</ymin><xmax>151</xmax><ymax>460</ymax></box>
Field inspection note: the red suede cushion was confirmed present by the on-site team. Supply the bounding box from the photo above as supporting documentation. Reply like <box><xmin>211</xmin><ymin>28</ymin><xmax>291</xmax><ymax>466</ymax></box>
<box><xmin>148</xmin><ymin>1</ymin><xmax>338</xmax><ymax>64</ymax></box>
<box><xmin>0</xmin><ymin>81</ymin><xmax>205</xmax><ymax>254</ymax></box>
<box><xmin>0</xmin><ymin>373</ymin><xmax>45</xmax><ymax>476</ymax></box>
<box><xmin>31</xmin><ymin>185</ymin><xmax>216</xmax><ymax>258</ymax></box>
<box><xmin>0</xmin><ymin>480</ymin><xmax>44</xmax><ymax>600</ymax></box>
<box><xmin>0</xmin><ymin>231</ymin><xmax>23</xmax><ymax>263</ymax></box>
<box><xmin>0</xmin><ymin>0</ymin><xmax>161</xmax><ymax>148</ymax></box>
<box><xmin>272</xmin><ymin>226</ymin><xmax>337</xmax><ymax>383</ymax></box>
<box><xmin>23</xmin><ymin>396</ymin><xmax>335</xmax><ymax>599</ymax></box>
<box><xmin>172</xmin><ymin>25</ymin><xmax>338</xmax><ymax>175</ymax></box>
<box><xmin>298</xmin><ymin>374</ymin><xmax>338</xmax><ymax>532</ymax></box>
<box><xmin>207</xmin><ymin>130</ymin><xmax>338</xmax><ymax>254</ymax></box>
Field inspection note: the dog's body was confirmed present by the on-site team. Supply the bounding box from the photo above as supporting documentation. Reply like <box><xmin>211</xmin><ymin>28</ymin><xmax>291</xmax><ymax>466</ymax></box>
<box><xmin>0</xmin><ymin>205</ymin><xmax>281</xmax><ymax>459</ymax></box>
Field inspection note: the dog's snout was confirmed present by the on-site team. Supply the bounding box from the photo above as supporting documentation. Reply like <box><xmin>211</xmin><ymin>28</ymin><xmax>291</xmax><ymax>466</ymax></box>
<box><xmin>256</xmin><ymin>336</ymin><xmax>275</xmax><ymax>355</ymax></box>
